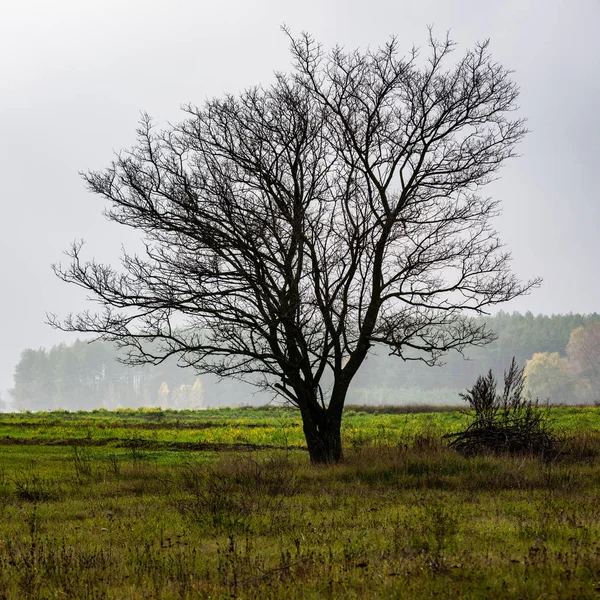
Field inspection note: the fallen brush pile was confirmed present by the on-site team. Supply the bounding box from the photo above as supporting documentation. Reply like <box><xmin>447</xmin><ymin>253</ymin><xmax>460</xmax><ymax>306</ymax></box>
<box><xmin>446</xmin><ymin>420</ymin><xmax>558</xmax><ymax>456</ymax></box>
<box><xmin>445</xmin><ymin>358</ymin><xmax>559</xmax><ymax>457</ymax></box>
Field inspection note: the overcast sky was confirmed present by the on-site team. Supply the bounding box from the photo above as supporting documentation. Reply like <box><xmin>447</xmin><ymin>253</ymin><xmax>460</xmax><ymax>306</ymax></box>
<box><xmin>1</xmin><ymin>0</ymin><xmax>599</xmax><ymax>393</ymax></box>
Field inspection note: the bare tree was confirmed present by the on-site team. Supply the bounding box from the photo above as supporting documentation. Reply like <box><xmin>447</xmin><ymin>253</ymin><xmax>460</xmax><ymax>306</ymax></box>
<box><xmin>51</xmin><ymin>30</ymin><xmax>538</xmax><ymax>463</ymax></box>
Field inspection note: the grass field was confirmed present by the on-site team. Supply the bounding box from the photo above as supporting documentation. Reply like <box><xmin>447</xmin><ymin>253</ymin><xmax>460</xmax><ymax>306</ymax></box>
<box><xmin>0</xmin><ymin>406</ymin><xmax>599</xmax><ymax>598</ymax></box>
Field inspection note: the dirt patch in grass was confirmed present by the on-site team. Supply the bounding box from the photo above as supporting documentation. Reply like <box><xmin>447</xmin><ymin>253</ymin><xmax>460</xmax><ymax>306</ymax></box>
<box><xmin>0</xmin><ymin>436</ymin><xmax>306</xmax><ymax>452</ymax></box>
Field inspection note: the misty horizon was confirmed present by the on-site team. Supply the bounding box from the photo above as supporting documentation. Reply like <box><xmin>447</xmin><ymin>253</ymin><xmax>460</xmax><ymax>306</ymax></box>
<box><xmin>2</xmin><ymin>0</ymin><xmax>599</xmax><ymax>404</ymax></box>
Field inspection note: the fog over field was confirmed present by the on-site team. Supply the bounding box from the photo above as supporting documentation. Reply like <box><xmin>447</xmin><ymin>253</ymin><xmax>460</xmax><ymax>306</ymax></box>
<box><xmin>1</xmin><ymin>0</ymin><xmax>599</xmax><ymax>406</ymax></box>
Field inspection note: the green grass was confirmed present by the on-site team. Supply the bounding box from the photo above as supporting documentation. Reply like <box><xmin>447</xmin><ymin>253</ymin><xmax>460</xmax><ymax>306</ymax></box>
<box><xmin>1</xmin><ymin>405</ymin><xmax>596</xmax><ymax>451</ymax></box>
<box><xmin>0</xmin><ymin>406</ymin><xmax>599</xmax><ymax>598</ymax></box>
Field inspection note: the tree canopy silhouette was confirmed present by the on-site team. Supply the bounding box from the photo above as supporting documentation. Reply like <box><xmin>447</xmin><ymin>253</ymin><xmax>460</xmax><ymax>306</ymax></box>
<box><xmin>52</xmin><ymin>30</ymin><xmax>538</xmax><ymax>462</ymax></box>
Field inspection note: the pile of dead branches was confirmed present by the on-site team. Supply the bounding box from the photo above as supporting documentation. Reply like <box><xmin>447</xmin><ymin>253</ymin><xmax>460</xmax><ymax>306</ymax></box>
<box><xmin>446</xmin><ymin>358</ymin><xmax>557</xmax><ymax>457</ymax></box>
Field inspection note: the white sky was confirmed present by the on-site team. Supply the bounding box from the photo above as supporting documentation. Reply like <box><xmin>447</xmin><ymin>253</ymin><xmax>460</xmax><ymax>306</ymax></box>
<box><xmin>1</xmin><ymin>0</ymin><xmax>599</xmax><ymax>392</ymax></box>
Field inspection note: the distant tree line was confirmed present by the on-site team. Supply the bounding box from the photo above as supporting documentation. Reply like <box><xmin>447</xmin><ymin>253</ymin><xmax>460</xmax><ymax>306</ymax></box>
<box><xmin>349</xmin><ymin>311</ymin><xmax>600</xmax><ymax>405</ymax></box>
<box><xmin>10</xmin><ymin>340</ymin><xmax>207</xmax><ymax>411</ymax></box>
<box><xmin>9</xmin><ymin>312</ymin><xmax>600</xmax><ymax>411</ymax></box>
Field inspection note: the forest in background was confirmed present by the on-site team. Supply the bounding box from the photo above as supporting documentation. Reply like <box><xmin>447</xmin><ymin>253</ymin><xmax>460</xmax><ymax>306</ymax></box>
<box><xmin>5</xmin><ymin>312</ymin><xmax>600</xmax><ymax>412</ymax></box>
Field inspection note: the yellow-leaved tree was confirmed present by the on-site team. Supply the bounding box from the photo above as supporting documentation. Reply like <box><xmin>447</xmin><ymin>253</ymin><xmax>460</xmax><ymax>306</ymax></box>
<box><xmin>524</xmin><ymin>352</ymin><xmax>577</xmax><ymax>404</ymax></box>
<box><xmin>566</xmin><ymin>323</ymin><xmax>600</xmax><ymax>402</ymax></box>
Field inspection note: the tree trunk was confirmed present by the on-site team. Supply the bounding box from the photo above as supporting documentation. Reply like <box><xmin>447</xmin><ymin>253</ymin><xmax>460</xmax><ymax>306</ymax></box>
<box><xmin>300</xmin><ymin>405</ymin><xmax>343</xmax><ymax>464</ymax></box>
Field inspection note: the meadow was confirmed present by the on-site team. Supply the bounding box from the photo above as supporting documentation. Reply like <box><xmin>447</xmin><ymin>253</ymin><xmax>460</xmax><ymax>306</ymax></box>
<box><xmin>0</xmin><ymin>405</ymin><xmax>599</xmax><ymax>599</ymax></box>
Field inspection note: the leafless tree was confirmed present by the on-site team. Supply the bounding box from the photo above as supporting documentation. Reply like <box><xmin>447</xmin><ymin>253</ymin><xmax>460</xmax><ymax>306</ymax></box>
<box><xmin>51</xmin><ymin>30</ymin><xmax>539</xmax><ymax>463</ymax></box>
